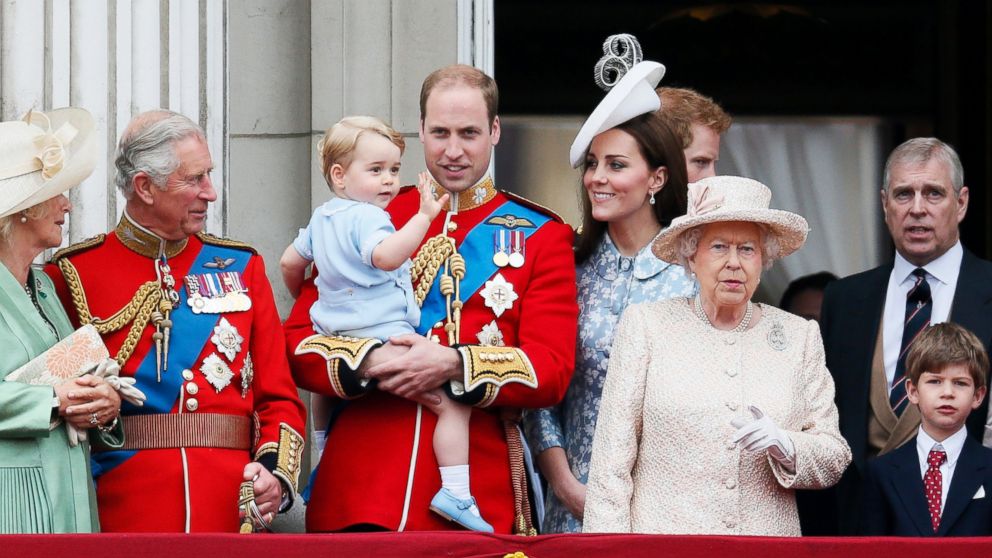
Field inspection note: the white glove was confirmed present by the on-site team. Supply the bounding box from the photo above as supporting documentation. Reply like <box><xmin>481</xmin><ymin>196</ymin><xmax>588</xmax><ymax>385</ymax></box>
<box><xmin>67</xmin><ymin>423</ymin><xmax>86</xmax><ymax>447</ymax></box>
<box><xmin>93</xmin><ymin>359</ymin><xmax>146</xmax><ymax>407</ymax></box>
<box><xmin>730</xmin><ymin>405</ymin><xmax>796</xmax><ymax>473</ymax></box>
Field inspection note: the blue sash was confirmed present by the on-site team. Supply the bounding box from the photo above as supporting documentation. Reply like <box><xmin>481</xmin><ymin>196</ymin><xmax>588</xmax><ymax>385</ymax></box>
<box><xmin>416</xmin><ymin>200</ymin><xmax>551</xmax><ymax>335</ymax></box>
<box><xmin>93</xmin><ymin>242</ymin><xmax>251</xmax><ymax>478</ymax></box>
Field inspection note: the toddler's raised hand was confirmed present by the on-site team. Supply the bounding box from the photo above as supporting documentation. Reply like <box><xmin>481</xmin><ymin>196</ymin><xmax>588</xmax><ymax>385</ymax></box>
<box><xmin>417</xmin><ymin>171</ymin><xmax>448</xmax><ymax>221</ymax></box>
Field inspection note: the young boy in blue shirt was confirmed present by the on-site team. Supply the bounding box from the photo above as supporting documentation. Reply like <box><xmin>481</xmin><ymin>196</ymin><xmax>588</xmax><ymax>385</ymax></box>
<box><xmin>861</xmin><ymin>322</ymin><xmax>992</xmax><ymax>536</ymax></box>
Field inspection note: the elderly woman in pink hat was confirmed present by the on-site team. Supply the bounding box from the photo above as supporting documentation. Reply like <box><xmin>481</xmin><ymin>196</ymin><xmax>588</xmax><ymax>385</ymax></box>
<box><xmin>0</xmin><ymin>108</ymin><xmax>123</xmax><ymax>533</ymax></box>
<box><xmin>583</xmin><ymin>176</ymin><xmax>852</xmax><ymax>536</ymax></box>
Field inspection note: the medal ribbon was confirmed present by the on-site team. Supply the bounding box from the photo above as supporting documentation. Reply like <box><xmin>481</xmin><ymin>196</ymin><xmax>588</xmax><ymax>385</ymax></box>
<box><xmin>416</xmin><ymin>200</ymin><xmax>551</xmax><ymax>336</ymax></box>
<box><xmin>92</xmin><ymin>242</ymin><xmax>251</xmax><ymax>478</ymax></box>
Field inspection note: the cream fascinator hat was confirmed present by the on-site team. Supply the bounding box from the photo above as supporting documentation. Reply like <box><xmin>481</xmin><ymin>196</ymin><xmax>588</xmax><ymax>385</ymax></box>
<box><xmin>569</xmin><ymin>34</ymin><xmax>666</xmax><ymax>168</ymax></box>
<box><xmin>652</xmin><ymin>176</ymin><xmax>810</xmax><ymax>263</ymax></box>
<box><xmin>0</xmin><ymin>107</ymin><xmax>97</xmax><ymax>218</ymax></box>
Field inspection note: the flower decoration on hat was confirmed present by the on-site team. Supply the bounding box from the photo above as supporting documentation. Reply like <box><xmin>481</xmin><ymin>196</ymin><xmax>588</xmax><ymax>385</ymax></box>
<box><xmin>35</xmin><ymin>131</ymin><xmax>67</xmax><ymax>180</ymax></box>
<box><xmin>0</xmin><ymin>106</ymin><xmax>96</xmax><ymax>219</ymax></box>
<box><xmin>687</xmin><ymin>181</ymin><xmax>725</xmax><ymax>216</ymax></box>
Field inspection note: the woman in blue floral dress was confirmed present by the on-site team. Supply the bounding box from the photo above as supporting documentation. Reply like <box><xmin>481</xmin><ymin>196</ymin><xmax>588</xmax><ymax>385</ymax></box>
<box><xmin>523</xmin><ymin>45</ymin><xmax>699</xmax><ymax>533</ymax></box>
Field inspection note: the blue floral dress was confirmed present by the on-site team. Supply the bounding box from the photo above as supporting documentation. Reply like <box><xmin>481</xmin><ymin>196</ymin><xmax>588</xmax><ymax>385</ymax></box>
<box><xmin>523</xmin><ymin>233</ymin><xmax>696</xmax><ymax>533</ymax></box>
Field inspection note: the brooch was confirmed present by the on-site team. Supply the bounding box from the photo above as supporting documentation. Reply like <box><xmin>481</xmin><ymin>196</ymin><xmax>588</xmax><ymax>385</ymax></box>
<box><xmin>767</xmin><ymin>321</ymin><xmax>788</xmax><ymax>351</ymax></box>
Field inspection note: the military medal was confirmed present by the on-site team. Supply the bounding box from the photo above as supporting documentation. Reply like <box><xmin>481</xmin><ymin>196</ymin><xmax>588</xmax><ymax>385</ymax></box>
<box><xmin>476</xmin><ymin>320</ymin><xmax>505</xmax><ymax>347</ymax></box>
<box><xmin>185</xmin><ymin>271</ymin><xmax>252</xmax><ymax>314</ymax></box>
<box><xmin>241</xmin><ymin>352</ymin><xmax>254</xmax><ymax>398</ymax></box>
<box><xmin>492</xmin><ymin>230</ymin><xmax>510</xmax><ymax>267</ymax></box>
<box><xmin>508</xmin><ymin>231</ymin><xmax>525</xmax><ymax>268</ymax></box>
<box><xmin>200</xmin><ymin>353</ymin><xmax>235</xmax><ymax>392</ymax></box>
<box><xmin>211</xmin><ymin>317</ymin><xmax>244</xmax><ymax>361</ymax></box>
<box><xmin>480</xmin><ymin>273</ymin><xmax>518</xmax><ymax>317</ymax></box>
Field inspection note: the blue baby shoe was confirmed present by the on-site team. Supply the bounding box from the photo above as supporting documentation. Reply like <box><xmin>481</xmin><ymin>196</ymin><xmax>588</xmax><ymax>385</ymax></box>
<box><xmin>429</xmin><ymin>488</ymin><xmax>494</xmax><ymax>533</ymax></box>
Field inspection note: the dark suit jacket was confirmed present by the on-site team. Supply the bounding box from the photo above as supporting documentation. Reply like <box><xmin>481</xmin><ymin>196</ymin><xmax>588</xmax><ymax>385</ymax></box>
<box><xmin>803</xmin><ymin>248</ymin><xmax>992</xmax><ymax>534</ymax></box>
<box><xmin>862</xmin><ymin>434</ymin><xmax>992</xmax><ymax>536</ymax></box>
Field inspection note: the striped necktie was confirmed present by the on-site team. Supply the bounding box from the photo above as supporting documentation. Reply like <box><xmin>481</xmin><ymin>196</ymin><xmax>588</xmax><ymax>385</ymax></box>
<box><xmin>889</xmin><ymin>268</ymin><xmax>931</xmax><ymax>415</ymax></box>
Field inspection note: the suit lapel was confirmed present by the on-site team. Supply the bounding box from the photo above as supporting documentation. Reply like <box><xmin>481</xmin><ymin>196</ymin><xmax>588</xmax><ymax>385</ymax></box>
<box><xmin>948</xmin><ymin>250</ymin><xmax>992</xmax><ymax>437</ymax></box>
<box><xmin>843</xmin><ymin>265</ymin><xmax>891</xmax><ymax>468</ymax></box>
<box><xmin>888</xmin><ymin>442</ymin><xmax>935</xmax><ymax>536</ymax></box>
<box><xmin>937</xmin><ymin>437</ymin><xmax>986</xmax><ymax>535</ymax></box>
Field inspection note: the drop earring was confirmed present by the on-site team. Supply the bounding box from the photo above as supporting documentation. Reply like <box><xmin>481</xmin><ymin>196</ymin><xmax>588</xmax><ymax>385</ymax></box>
<box><xmin>649</xmin><ymin>192</ymin><xmax>656</xmax><ymax>205</ymax></box>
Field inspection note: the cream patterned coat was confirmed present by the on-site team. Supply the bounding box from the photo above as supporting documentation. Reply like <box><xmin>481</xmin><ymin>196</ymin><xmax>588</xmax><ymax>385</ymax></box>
<box><xmin>584</xmin><ymin>299</ymin><xmax>851</xmax><ymax>535</ymax></box>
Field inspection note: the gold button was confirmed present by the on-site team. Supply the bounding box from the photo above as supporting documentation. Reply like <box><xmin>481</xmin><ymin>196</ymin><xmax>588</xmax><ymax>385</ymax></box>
<box><xmin>185</xmin><ymin>398</ymin><xmax>199</xmax><ymax>411</ymax></box>
<box><xmin>186</xmin><ymin>383</ymin><xmax>199</xmax><ymax>395</ymax></box>
<box><xmin>447</xmin><ymin>222</ymin><xmax>458</xmax><ymax>232</ymax></box>
<box><xmin>182</xmin><ymin>369</ymin><xmax>194</xmax><ymax>381</ymax></box>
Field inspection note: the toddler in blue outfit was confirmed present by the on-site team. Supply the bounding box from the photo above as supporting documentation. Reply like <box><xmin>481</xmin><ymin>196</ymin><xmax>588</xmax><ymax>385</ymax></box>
<box><xmin>280</xmin><ymin>116</ymin><xmax>493</xmax><ymax>532</ymax></box>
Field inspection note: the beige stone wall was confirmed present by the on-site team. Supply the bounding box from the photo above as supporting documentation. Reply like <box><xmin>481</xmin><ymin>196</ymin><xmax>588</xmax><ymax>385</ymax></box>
<box><xmin>229</xmin><ymin>0</ymin><xmax>461</xmax><ymax>315</ymax></box>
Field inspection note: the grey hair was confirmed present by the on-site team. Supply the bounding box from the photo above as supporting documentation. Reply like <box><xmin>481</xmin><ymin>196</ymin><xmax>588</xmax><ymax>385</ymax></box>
<box><xmin>675</xmin><ymin>223</ymin><xmax>780</xmax><ymax>272</ymax></box>
<box><xmin>114</xmin><ymin>110</ymin><xmax>206</xmax><ymax>199</ymax></box>
<box><xmin>883</xmin><ymin>137</ymin><xmax>964</xmax><ymax>193</ymax></box>
<box><xmin>0</xmin><ymin>202</ymin><xmax>51</xmax><ymax>245</ymax></box>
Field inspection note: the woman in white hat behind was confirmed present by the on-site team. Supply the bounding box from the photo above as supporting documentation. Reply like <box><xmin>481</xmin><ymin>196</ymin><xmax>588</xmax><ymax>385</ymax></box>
<box><xmin>583</xmin><ymin>176</ymin><xmax>851</xmax><ymax>535</ymax></box>
<box><xmin>524</xmin><ymin>35</ymin><xmax>696</xmax><ymax>533</ymax></box>
<box><xmin>0</xmin><ymin>108</ymin><xmax>123</xmax><ymax>533</ymax></box>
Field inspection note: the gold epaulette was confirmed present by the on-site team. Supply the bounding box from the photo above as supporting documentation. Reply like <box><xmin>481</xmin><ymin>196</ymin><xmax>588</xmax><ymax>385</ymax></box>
<box><xmin>196</xmin><ymin>232</ymin><xmax>257</xmax><ymax>254</ymax></box>
<box><xmin>500</xmin><ymin>190</ymin><xmax>566</xmax><ymax>224</ymax></box>
<box><xmin>51</xmin><ymin>234</ymin><xmax>106</xmax><ymax>261</ymax></box>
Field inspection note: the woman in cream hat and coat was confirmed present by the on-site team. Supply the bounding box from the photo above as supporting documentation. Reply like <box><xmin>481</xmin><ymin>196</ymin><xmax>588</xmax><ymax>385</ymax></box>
<box><xmin>0</xmin><ymin>108</ymin><xmax>123</xmax><ymax>533</ymax></box>
<box><xmin>583</xmin><ymin>176</ymin><xmax>851</xmax><ymax>535</ymax></box>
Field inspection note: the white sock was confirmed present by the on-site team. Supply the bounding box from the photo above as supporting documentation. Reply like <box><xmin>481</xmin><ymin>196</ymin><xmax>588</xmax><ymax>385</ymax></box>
<box><xmin>439</xmin><ymin>464</ymin><xmax>472</xmax><ymax>500</ymax></box>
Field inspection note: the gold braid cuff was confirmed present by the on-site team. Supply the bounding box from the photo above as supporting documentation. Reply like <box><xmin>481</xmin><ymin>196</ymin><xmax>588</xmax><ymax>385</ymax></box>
<box><xmin>455</xmin><ymin>346</ymin><xmax>537</xmax><ymax>407</ymax></box>
<box><xmin>57</xmin><ymin>258</ymin><xmax>161</xmax><ymax>367</ymax></box>
<box><xmin>295</xmin><ymin>334</ymin><xmax>381</xmax><ymax>399</ymax></box>
<box><xmin>271</xmin><ymin>424</ymin><xmax>304</xmax><ymax>495</ymax></box>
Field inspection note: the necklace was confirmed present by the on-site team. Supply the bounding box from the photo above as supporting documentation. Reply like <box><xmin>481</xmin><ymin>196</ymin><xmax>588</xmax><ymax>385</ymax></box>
<box><xmin>24</xmin><ymin>275</ymin><xmax>57</xmax><ymax>336</ymax></box>
<box><xmin>693</xmin><ymin>295</ymin><xmax>753</xmax><ymax>333</ymax></box>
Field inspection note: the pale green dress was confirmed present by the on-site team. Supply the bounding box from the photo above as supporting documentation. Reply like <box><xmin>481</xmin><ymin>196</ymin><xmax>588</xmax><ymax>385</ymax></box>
<box><xmin>0</xmin><ymin>265</ymin><xmax>106</xmax><ymax>533</ymax></box>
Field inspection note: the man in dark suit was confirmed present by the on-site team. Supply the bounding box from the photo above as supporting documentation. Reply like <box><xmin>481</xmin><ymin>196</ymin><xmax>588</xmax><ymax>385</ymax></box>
<box><xmin>810</xmin><ymin>137</ymin><xmax>992</xmax><ymax>534</ymax></box>
<box><xmin>861</xmin><ymin>323</ymin><xmax>992</xmax><ymax>536</ymax></box>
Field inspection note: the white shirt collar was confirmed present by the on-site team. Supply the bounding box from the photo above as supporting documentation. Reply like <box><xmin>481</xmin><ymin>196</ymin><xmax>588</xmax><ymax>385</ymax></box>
<box><xmin>893</xmin><ymin>241</ymin><xmax>963</xmax><ymax>286</ymax></box>
<box><xmin>916</xmin><ymin>424</ymin><xmax>968</xmax><ymax>468</ymax></box>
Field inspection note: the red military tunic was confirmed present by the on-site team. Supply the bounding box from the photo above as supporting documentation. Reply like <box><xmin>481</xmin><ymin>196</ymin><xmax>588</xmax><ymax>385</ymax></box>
<box><xmin>47</xmin><ymin>214</ymin><xmax>306</xmax><ymax>532</ymax></box>
<box><xmin>285</xmin><ymin>177</ymin><xmax>578</xmax><ymax>533</ymax></box>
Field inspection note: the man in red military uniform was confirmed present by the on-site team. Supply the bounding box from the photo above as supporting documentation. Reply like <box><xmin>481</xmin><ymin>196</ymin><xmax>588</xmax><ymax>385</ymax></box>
<box><xmin>47</xmin><ymin>110</ymin><xmax>306</xmax><ymax>533</ymax></box>
<box><xmin>285</xmin><ymin>65</ymin><xmax>578</xmax><ymax>534</ymax></box>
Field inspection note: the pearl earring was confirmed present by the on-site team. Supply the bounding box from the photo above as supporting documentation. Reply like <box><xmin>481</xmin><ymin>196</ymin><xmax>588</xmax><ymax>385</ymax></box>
<box><xmin>649</xmin><ymin>192</ymin><xmax>656</xmax><ymax>205</ymax></box>
<box><xmin>19</xmin><ymin>214</ymin><xmax>27</xmax><ymax>223</ymax></box>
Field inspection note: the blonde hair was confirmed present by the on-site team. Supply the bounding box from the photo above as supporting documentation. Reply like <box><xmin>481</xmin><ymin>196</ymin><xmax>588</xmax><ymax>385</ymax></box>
<box><xmin>907</xmin><ymin>322</ymin><xmax>989</xmax><ymax>388</ymax></box>
<box><xmin>318</xmin><ymin>116</ymin><xmax>405</xmax><ymax>190</ymax></box>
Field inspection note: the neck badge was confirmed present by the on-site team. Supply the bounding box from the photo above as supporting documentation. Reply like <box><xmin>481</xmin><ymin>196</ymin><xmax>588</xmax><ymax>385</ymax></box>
<box><xmin>185</xmin><ymin>271</ymin><xmax>252</xmax><ymax>314</ymax></box>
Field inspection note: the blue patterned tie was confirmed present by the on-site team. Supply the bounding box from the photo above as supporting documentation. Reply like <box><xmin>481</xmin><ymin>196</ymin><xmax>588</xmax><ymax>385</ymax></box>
<box><xmin>889</xmin><ymin>268</ymin><xmax>931</xmax><ymax>415</ymax></box>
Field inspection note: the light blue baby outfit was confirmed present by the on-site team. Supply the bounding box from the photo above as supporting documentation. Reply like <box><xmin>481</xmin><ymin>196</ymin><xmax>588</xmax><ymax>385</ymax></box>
<box><xmin>293</xmin><ymin>197</ymin><xmax>419</xmax><ymax>340</ymax></box>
